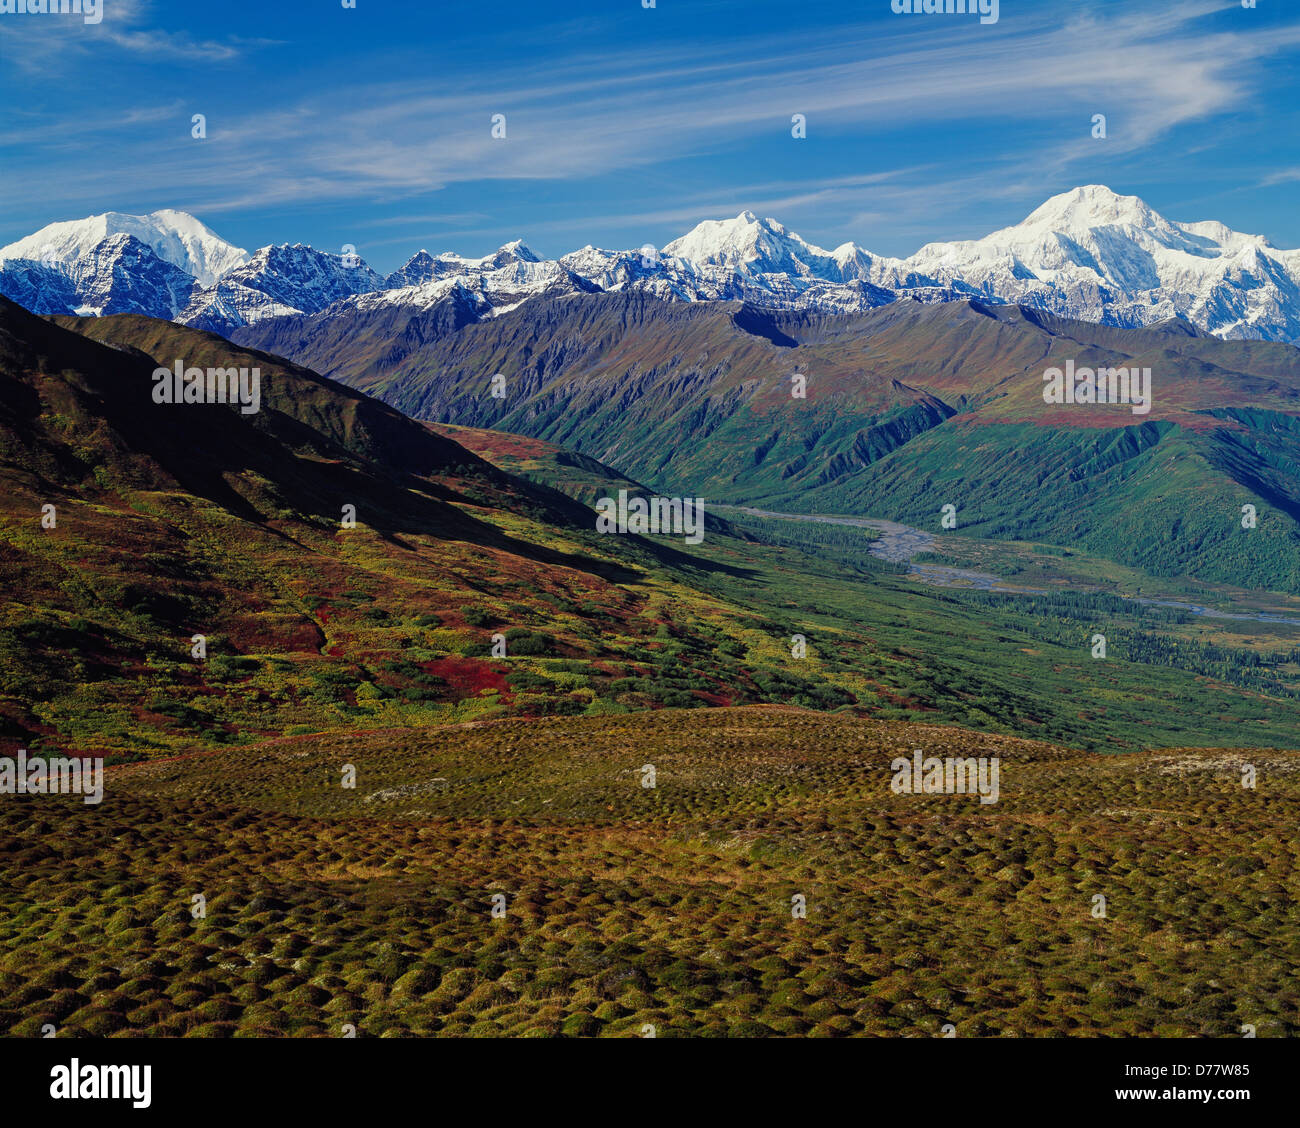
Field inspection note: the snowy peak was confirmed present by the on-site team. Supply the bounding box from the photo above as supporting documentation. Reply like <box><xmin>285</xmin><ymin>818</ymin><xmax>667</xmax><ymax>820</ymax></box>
<box><xmin>898</xmin><ymin>188</ymin><xmax>1300</xmax><ymax>341</ymax></box>
<box><xmin>441</xmin><ymin>239</ymin><xmax>542</xmax><ymax>271</ymax></box>
<box><xmin>3</xmin><ymin>187</ymin><xmax>1300</xmax><ymax>344</ymax></box>
<box><xmin>492</xmin><ymin>239</ymin><xmax>540</xmax><ymax>265</ymax></box>
<box><xmin>0</xmin><ymin>209</ymin><xmax>247</xmax><ymax>287</ymax></box>
<box><xmin>385</xmin><ymin>250</ymin><xmax>440</xmax><ymax>290</ymax></box>
<box><xmin>662</xmin><ymin>212</ymin><xmax>892</xmax><ymax>287</ymax></box>
<box><xmin>664</xmin><ymin>211</ymin><xmax>764</xmax><ymax>266</ymax></box>
<box><xmin>0</xmin><ymin>233</ymin><xmax>197</xmax><ymax>320</ymax></box>
<box><xmin>177</xmin><ymin>243</ymin><xmax>385</xmax><ymax>336</ymax></box>
<box><xmin>831</xmin><ymin>241</ymin><xmax>877</xmax><ymax>280</ymax></box>
<box><xmin>383</xmin><ymin>240</ymin><xmax>540</xmax><ymax>289</ymax></box>
<box><xmin>67</xmin><ymin>233</ymin><xmax>199</xmax><ymax>318</ymax></box>
<box><xmin>1021</xmin><ymin>185</ymin><xmax>1165</xmax><ymax>233</ymax></box>
<box><xmin>664</xmin><ymin>211</ymin><xmax>830</xmax><ymax>276</ymax></box>
<box><xmin>225</xmin><ymin>243</ymin><xmax>384</xmax><ymax>308</ymax></box>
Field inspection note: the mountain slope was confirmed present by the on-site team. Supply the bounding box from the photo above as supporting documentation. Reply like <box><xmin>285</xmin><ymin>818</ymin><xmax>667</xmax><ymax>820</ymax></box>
<box><xmin>0</xmin><ymin>258</ymin><xmax>78</xmax><ymax>316</ymax></box>
<box><xmin>0</xmin><ymin>300</ymin><xmax>912</xmax><ymax>754</ymax></box>
<box><xmin>234</xmin><ymin>290</ymin><xmax>1300</xmax><ymax>590</ymax></box>
<box><xmin>8</xmin><ymin>707</ymin><xmax>1298</xmax><ymax>1036</ymax></box>
<box><xmin>178</xmin><ymin>244</ymin><xmax>386</xmax><ymax>336</ymax></box>
<box><xmin>67</xmin><ymin>234</ymin><xmax>199</xmax><ymax>318</ymax></box>
<box><xmin>7</xmin><ymin>300</ymin><xmax>1300</xmax><ymax>759</ymax></box>
<box><xmin>0</xmin><ymin>298</ymin><xmax>650</xmax><ymax>751</ymax></box>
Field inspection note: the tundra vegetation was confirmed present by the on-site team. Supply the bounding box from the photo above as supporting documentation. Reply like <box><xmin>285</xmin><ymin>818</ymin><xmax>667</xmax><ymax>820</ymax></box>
<box><xmin>3</xmin><ymin>302</ymin><xmax>1299</xmax><ymax>1037</ymax></box>
<box><xmin>2</xmin><ymin>710</ymin><xmax>1295</xmax><ymax>1038</ymax></box>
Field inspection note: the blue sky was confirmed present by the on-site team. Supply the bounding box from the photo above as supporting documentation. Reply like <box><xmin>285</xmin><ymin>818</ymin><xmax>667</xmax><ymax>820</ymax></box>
<box><xmin>1</xmin><ymin>0</ymin><xmax>1298</xmax><ymax>273</ymax></box>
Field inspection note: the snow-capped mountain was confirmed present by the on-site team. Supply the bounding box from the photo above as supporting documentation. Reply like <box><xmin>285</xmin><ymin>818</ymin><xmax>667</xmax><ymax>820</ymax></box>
<box><xmin>3</xmin><ymin>187</ymin><xmax>1300</xmax><ymax>343</ymax></box>
<box><xmin>0</xmin><ymin>234</ymin><xmax>199</xmax><ymax>319</ymax></box>
<box><xmin>179</xmin><ymin>244</ymin><xmax>386</xmax><ymax>335</ymax></box>
<box><xmin>0</xmin><ymin>258</ymin><xmax>79</xmax><ymax>316</ymax></box>
<box><xmin>68</xmin><ymin>234</ymin><xmax>199</xmax><ymax>318</ymax></box>
<box><xmin>660</xmin><ymin>210</ymin><xmax>876</xmax><ymax>284</ymax></box>
<box><xmin>558</xmin><ymin>226</ymin><xmax>899</xmax><ymax>312</ymax></box>
<box><xmin>894</xmin><ymin>185</ymin><xmax>1300</xmax><ymax>341</ymax></box>
<box><xmin>665</xmin><ymin>211</ymin><xmax>835</xmax><ymax>278</ymax></box>
<box><xmin>292</xmin><ymin>255</ymin><xmax>601</xmax><ymax>332</ymax></box>
<box><xmin>382</xmin><ymin>239</ymin><xmax>541</xmax><ymax>290</ymax></box>
<box><xmin>0</xmin><ymin>209</ymin><xmax>247</xmax><ymax>287</ymax></box>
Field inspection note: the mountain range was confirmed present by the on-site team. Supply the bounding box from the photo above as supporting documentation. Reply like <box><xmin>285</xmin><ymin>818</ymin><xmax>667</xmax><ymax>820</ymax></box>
<box><xmin>4</xmin><ymin>188</ymin><xmax>1300</xmax><ymax>595</ymax></box>
<box><xmin>233</xmin><ymin>288</ymin><xmax>1300</xmax><ymax>592</ymax></box>
<box><xmin>4</xmin><ymin>185</ymin><xmax>1300</xmax><ymax>342</ymax></box>
<box><xmin>6</xmin><ymin>294</ymin><xmax>1300</xmax><ymax>762</ymax></box>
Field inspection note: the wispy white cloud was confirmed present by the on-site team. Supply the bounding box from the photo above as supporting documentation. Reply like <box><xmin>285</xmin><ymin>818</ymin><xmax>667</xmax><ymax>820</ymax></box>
<box><xmin>88</xmin><ymin>5</ymin><xmax>1294</xmax><ymax>192</ymax></box>
<box><xmin>0</xmin><ymin>0</ymin><xmax>1294</xmax><ymax>260</ymax></box>
<box><xmin>0</xmin><ymin>0</ymin><xmax>270</xmax><ymax>71</ymax></box>
<box><xmin>1261</xmin><ymin>168</ymin><xmax>1300</xmax><ymax>187</ymax></box>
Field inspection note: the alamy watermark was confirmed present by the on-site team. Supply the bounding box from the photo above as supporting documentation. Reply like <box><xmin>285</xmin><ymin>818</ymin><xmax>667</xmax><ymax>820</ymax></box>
<box><xmin>152</xmin><ymin>359</ymin><xmax>261</xmax><ymax>414</ymax></box>
<box><xmin>1043</xmin><ymin>359</ymin><xmax>1151</xmax><ymax>416</ymax></box>
<box><xmin>0</xmin><ymin>749</ymin><xmax>103</xmax><ymax>804</ymax></box>
<box><xmin>890</xmin><ymin>0</ymin><xmax>999</xmax><ymax>26</ymax></box>
<box><xmin>0</xmin><ymin>0</ymin><xmax>102</xmax><ymax>23</ymax></box>
<box><xmin>595</xmin><ymin>489</ymin><xmax>705</xmax><ymax>545</ymax></box>
<box><xmin>891</xmin><ymin>749</ymin><xmax>1000</xmax><ymax>805</ymax></box>
<box><xmin>50</xmin><ymin>1060</ymin><xmax>150</xmax><ymax>1108</ymax></box>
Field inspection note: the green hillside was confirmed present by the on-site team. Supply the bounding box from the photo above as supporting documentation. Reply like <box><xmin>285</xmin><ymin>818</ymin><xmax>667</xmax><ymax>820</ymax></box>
<box><xmin>234</xmin><ymin>293</ymin><xmax>1300</xmax><ymax>591</ymax></box>
<box><xmin>5</xmin><ymin>302</ymin><xmax>1300</xmax><ymax>760</ymax></box>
